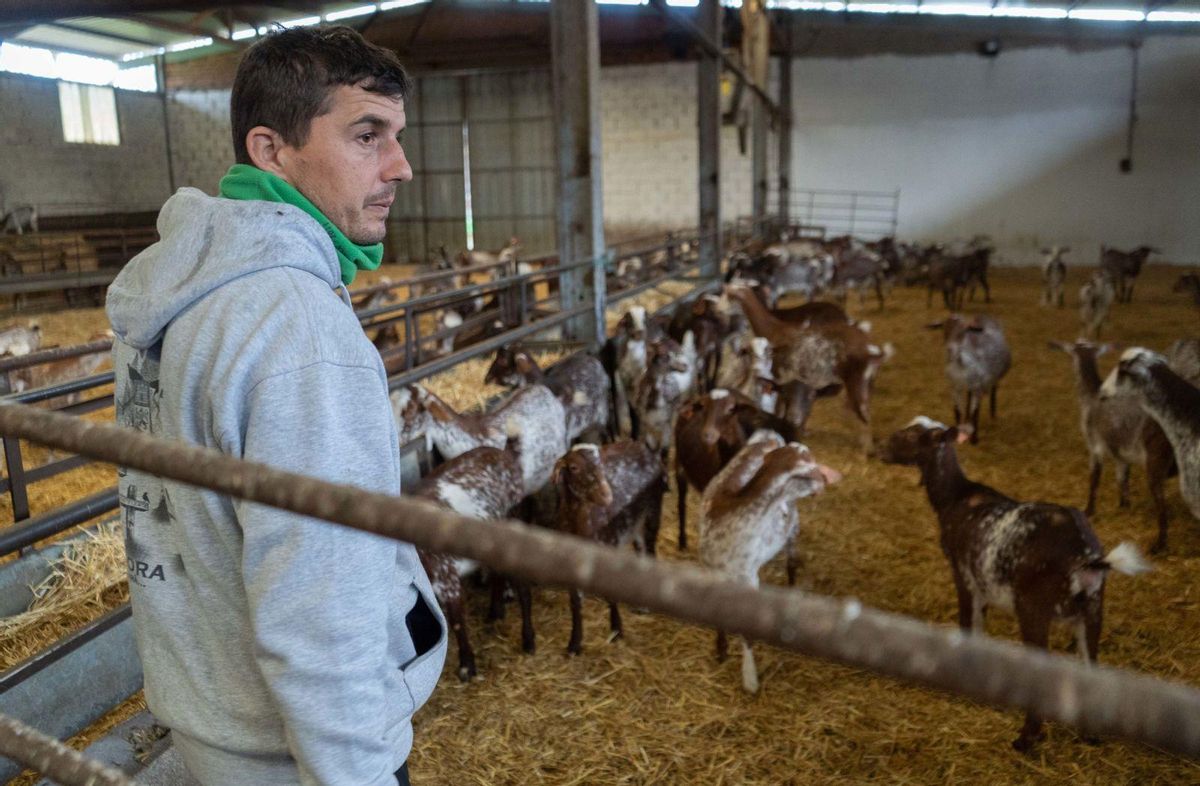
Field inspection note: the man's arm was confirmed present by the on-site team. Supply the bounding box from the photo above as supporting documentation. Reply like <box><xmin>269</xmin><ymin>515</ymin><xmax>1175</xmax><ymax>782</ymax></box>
<box><xmin>237</xmin><ymin>361</ymin><xmax>403</xmax><ymax>786</ymax></box>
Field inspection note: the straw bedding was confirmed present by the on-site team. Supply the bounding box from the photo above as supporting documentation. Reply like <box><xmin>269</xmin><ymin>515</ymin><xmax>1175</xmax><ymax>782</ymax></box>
<box><xmin>4</xmin><ymin>266</ymin><xmax>1200</xmax><ymax>784</ymax></box>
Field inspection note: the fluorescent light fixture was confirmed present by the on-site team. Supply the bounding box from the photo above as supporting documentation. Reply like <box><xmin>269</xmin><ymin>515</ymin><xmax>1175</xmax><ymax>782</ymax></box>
<box><xmin>324</xmin><ymin>4</ymin><xmax>378</xmax><ymax>20</ymax></box>
<box><xmin>769</xmin><ymin>0</ymin><xmax>830</xmax><ymax>8</ymax></box>
<box><xmin>824</xmin><ymin>1</ymin><xmax>848</xmax><ymax>9</ymax></box>
<box><xmin>1147</xmin><ymin>9</ymin><xmax>1200</xmax><ymax>21</ymax></box>
<box><xmin>232</xmin><ymin>28</ymin><xmax>258</xmax><ymax>40</ymax></box>
<box><xmin>991</xmin><ymin>6</ymin><xmax>1068</xmax><ymax>18</ymax></box>
<box><xmin>1067</xmin><ymin>8</ymin><xmax>1145</xmax><ymax>20</ymax></box>
<box><xmin>918</xmin><ymin>3</ymin><xmax>993</xmax><ymax>16</ymax></box>
<box><xmin>120</xmin><ymin>46</ymin><xmax>167</xmax><ymax>62</ymax></box>
<box><xmin>279</xmin><ymin>15</ymin><xmax>322</xmax><ymax>27</ymax></box>
<box><xmin>666</xmin><ymin>0</ymin><xmax>701</xmax><ymax>6</ymax></box>
<box><xmin>597</xmin><ymin>0</ymin><xmax>648</xmax><ymax>5</ymax></box>
<box><xmin>845</xmin><ymin>3</ymin><xmax>919</xmax><ymax>12</ymax></box>
<box><xmin>168</xmin><ymin>37</ymin><xmax>213</xmax><ymax>53</ymax></box>
<box><xmin>380</xmin><ymin>0</ymin><xmax>427</xmax><ymax>8</ymax></box>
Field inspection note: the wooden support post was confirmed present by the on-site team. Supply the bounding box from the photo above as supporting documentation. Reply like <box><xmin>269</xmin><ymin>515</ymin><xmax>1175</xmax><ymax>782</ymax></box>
<box><xmin>697</xmin><ymin>0</ymin><xmax>721</xmax><ymax>277</ymax></box>
<box><xmin>551</xmin><ymin>0</ymin><xmax>605</xmax><ymax>347</ymax></box>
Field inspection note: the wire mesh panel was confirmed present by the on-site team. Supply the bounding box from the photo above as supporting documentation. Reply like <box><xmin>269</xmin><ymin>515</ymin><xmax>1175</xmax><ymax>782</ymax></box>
<box><xmin>465</xmin><ymin>70</ymin><xmax>555</xmax><ymax>256</ymax></box>
<box><xmin>769</xmin><ymin>187</ymin><xmax>900</xmax><ymax>240</ymax></box>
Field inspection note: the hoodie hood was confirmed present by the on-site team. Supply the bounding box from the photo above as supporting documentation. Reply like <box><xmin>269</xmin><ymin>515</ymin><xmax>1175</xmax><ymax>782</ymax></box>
<box><xmin>107</xmin><ymin>187</ymin><xmax>344</xmax><ymax>349</ymax></box>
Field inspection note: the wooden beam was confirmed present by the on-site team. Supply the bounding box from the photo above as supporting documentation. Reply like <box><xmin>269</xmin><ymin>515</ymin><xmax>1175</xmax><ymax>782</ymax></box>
<box><xmin>550</xmin><ymin>0</ymin><xmax>605</xmax><ymax>347</ymax></box>
<box><xmin>126</xmin><ymin>13</ymin><xmax>248</xmax><ymax>50</ymax></box>
<box><xmin>697</xmin><ymin>0</ymin><xmax>721</xmax><ymax>277</ymax></box>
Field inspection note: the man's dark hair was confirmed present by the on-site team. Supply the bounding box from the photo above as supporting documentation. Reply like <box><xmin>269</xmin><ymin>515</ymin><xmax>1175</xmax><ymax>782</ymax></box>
<box><xmin>230</xmin><ymin>25</ymin><xmax>413</xmax><ymax>165</ymax></box>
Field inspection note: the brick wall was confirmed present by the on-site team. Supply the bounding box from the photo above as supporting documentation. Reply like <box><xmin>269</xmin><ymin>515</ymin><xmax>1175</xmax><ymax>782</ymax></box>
<box><xmin>0</xmin><ymin>73</ymin><xmax>171</xmax><ymax>217</ymax></box>
<box><xmin>167</xmin><ymin>89</ymin><xmax>235</xmax><ymax>194</ymax></box>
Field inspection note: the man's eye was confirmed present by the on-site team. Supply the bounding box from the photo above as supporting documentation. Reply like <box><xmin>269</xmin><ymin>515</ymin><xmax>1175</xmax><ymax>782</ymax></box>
<box><xmin>360</xmin><ymin>132</ymin><xmax>376</xmax><ymax>144</ymax></box>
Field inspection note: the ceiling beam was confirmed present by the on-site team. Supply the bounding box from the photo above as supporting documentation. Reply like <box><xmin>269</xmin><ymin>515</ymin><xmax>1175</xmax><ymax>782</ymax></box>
<box><xmin>46</xmin><ymin>20</ymin><xmax>162</xmax><ymax>47</ymax></box>
<box><xmin>126</xmin><ymin>13</ymin><xmax>249</xmax><ymax>50</ymax></box>
<box><xmin>0</xmin><ymin>1</ymin><xmax>269</xmax><ymax>26</ymax></box>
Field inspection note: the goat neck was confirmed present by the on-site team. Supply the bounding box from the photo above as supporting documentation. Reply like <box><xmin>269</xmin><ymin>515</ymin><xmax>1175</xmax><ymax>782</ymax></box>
<box><xmin>917</xmin><ymin>439</ymin><xmax>974</xmax><ymax>515</ymax></box>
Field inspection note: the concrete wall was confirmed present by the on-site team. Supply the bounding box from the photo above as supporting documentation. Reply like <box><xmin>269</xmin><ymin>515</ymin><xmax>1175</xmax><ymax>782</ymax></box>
<box><xmin>788</xmin><ymin>37</ymin><xmax>1200</xmax><ymax>266</ymax></box>
<box><xmin>0</xmin><ymin>73</ymin><xmax>172</xmax><ymax>217</ymax></box>
<box><xmin>166</xmin><ymin>89</ymin><xmax>235</xmax><ymax>195</ymax></box>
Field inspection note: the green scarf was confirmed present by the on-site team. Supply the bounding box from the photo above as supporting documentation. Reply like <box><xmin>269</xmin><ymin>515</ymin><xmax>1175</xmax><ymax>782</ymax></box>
<box><xmin>218</xmin><ymin>163</ymin><xmax>383</xmax><ymax>286</ymax></box>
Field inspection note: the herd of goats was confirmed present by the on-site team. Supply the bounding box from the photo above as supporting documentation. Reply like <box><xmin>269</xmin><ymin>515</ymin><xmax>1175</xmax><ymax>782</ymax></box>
<box><xmin>2</xmin><ymin>229</ymin><xmax>1199</xmax><ymax>755</ymax></box>
<box><xmin>366</xmin><ymin>231</ymin><xmax>1200</xmax><ymax>754</ymax></box>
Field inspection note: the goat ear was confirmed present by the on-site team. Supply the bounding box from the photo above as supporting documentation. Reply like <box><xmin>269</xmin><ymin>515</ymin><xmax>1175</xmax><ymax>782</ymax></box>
<box><xmin>515</xmin><ymin>353</ymin><xmax>536</xmax><ymax>375</ymax></box>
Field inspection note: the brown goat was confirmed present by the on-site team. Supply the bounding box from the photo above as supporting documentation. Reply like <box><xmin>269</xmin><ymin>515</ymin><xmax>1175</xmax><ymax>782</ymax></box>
<box><xmin>552</xmin><ymin>442</ymin><xmax>666</xmax><ymax>655</ymax></box>
<box><xmin>672</xmin><ymin>389</ymin><xmax>801</xmax><ymax>550</ymax></box>
<box><xmin>881</xmin><ymin>416</ymin><xmax>1150</xmax><ymax>753</ymax></box>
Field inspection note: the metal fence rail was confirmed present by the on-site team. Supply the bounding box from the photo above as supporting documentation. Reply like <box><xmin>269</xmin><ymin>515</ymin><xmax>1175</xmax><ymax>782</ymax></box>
<box><xmin>771</xmin><ymin>187</ymin><xmax>901</xmax><ymax>240</ymax></box>
<box><xmin>1</xmin><ymin>401</ymin><xmax>1199</xmax><ymax>781</ymax></box>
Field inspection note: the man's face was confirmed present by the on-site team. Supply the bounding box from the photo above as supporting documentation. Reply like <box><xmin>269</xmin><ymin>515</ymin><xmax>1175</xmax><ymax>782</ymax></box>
<box><xmin>276</xmin><ymin>83</ymin><xmax>412</xmax><ymax>245</ymax></box>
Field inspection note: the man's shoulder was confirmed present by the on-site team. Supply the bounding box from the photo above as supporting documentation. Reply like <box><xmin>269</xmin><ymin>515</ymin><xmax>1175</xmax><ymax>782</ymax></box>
<box><xmin>177</xmin><ymin>266</ymin><xmax>382</xmax><ymax>382</ymax></box>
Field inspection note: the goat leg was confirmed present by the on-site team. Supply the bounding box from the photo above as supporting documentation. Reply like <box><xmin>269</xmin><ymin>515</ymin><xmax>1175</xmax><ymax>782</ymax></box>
<box><xmin>608</xmin><ymin>602</ymin><xmax>623</xmax><ymax>642</ymax></box>
<box><xmin>1116</xmin><ymin>462</ymin><xmax>1131</xmax><ymax>508</ymax></box>
<box><xmin>447</xmin><ymin>596</ymin><xmax>476</xmax><ymax>682</ymax></box>
<box><xmin>516</xmin><ymin>581</ymin><xmax>536</xmax><ymax>654</ymax></box>
<box><xmin>715</xmin><ymin>629</ymin><xmax>729</xmax><ymax>662</ymax></box>
<box><xmin>1012</xmin><ymin>602</ymin><xmax>1053</xmax><ymax>753</ymax></box>
<box><xmin>487</xmin><ymin>573</ymin><xmax>507</xmax><ymax>623</ymax></box>
<box><xmin>676</xmin><ymin>468</ymin><xmax>689</xmax><ymax>551</ymax></box>
<box><xmin>1085</xmin><ymin>458</ymin><xmax>1102</xmax><ymax>516</ymax></box>
<box><xmin>567</xmin><ymin>589</ymin><xmax>584</xmax><ymax>655</ymax></box>
<box><xmin>1147</xmin><ymin>447</ymin><xmax>1172</xmax><ymax>554</ymax></box>
<box><xmin>785</xmin><ymin>536</ymin><xmax>799</xmax><ymax>586</ymax></box>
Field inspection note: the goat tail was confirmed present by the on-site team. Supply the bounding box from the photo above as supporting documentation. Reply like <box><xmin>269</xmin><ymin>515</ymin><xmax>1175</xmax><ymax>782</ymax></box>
<box><xmin>1093</xmin><ymin>541</ymin><xmax>1154</xmax><ymax>577</ymax></box>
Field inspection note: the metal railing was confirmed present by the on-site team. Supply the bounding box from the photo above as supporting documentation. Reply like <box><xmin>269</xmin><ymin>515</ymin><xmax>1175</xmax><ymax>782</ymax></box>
<box><xmin>0</xmin><ymin>227</ymin><xmax>158</xmax><ymax>295</ymax></box>
<box><xmin>771</xmin><ymin>187</ymin><xmax>901</xmax><ymax>240</ymax></box>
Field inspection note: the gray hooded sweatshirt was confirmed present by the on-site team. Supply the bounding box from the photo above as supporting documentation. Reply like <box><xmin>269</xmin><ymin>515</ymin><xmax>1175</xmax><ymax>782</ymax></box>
<box><xmin>106</xmin><ymin>187</ymin><xmax>446</xmax><ymax>786</ymax></box>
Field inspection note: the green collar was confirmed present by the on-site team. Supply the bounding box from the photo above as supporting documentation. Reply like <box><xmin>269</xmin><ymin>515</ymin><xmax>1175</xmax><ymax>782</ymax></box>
<box><xmin>218</xmin><ymin>163</ymin><xmax>383</xmax><ymax>286</ymax></box>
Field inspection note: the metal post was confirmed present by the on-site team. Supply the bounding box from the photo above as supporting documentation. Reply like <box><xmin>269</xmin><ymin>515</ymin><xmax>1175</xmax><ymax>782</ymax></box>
<box><xmin>550</xmin><ymin>0</ymin><xmax>605</xmax><ymax>347</ymax></box>
<box><xmin>3</xmin><ymin>437</ymin><xmax>29</xmax><ymax>524</ymax></box>
<box><xmin>779</xmin><ymin>44</ymin><xmax>793</xmax><ymax>229</ymax></box>
<box><xmin>697</xmin><ymin>0</ymin><xmax>721</xmax><ymax>277</ymax></box>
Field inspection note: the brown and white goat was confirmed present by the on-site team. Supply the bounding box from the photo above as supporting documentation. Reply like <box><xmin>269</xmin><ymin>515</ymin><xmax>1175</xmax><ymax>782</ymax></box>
<box><xmin>391</xmin><ymin>383</ymin><xmax>566</xmax><ymax>495</ymax></box>
<box><xmin>632</xmin><ymin>333</ymin><xmax>697</xmax><ymax>461</ymax></box>
<box><xmin>8</xmin><ymin>332</ymin><xmax>112</xmax><ymax>405</ymax></box>
<box><xmin>1100</xmin><ymin>245</ymin><xmax>1156</xmax><ymax>303</ymax></box>
<box><xmin>484</xmin><ymin>347</ymin><xmax>612</xmax><ymax>443</ymax></box>
<box><xmin>552</xmin><ymin>442</ymin><xmax>666</xmax><ymax>655</ymax></box>
<box><xmin>1102</xmin><ymin>348</ymin><xmax>1200</xmax><ymax>523</ymax></box>
<box><xmin>700</xmin><ymin>431</ymin><xmax>837</xmax><ymax>693</ymax></box>
<box><xmin>881</xmin><ymin>416</ymin><xmax>1151</xmax><ymax>752</ymax></box>
<box><xmin>927</xmin><ymin>314</ymin><xmax>1011</xmax><ymax>444</ymax></box>
<box><xmin>1041</xmin><ymin>246</ymin><xmax>1068</xmax><ymax>307</ymax></box>
<box><xmin>0</xmin><ymin>321</ymin><xmax>41</xmax><ymax>357</ymax></box>
<box><xmin>1050</xmin><ymin>340</ymin><xmax>1176</xmax><ymax>553</ymax></box>
<box><xmin>724</xmin><ymin>283</ymin><xmax>892</xmax><ymax>452</ymax></box>
<box><xmin>1079</xmin><ymin>272</ymin><xmax>1116</xmax><ymax>339</ymax></box>
<box><xmin>414</xmin><ymin>444</ymin><xmax>532</xmax><ymax>680</ymax></box>
<box><xmin>673</xmin><ymin>389</ymin><xmax>801</xmax><ymax>550</ymax></box>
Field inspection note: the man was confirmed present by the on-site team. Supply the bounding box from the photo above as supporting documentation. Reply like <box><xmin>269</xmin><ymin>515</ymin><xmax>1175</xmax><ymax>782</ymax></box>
<box><xmin>106</xmin><ymin>26</ymin><xmax>445</xmax><ymax>786</ymax></box>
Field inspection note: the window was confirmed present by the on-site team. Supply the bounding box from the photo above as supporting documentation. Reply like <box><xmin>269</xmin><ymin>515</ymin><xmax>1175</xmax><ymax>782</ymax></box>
<box><xmin>58</xmin><ymin>82</ymin><xmax>121</xmax><ymax>145</ymax></box>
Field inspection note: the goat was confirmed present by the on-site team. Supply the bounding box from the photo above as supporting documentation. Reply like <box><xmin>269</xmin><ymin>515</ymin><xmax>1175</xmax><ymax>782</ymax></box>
<box><xmin>880</xmin><ymin>416</ymin><xmax>1151</xmax><ymax>752</ymax></box>
<box><xmin>608</xmin><ymin>306</ymin><xmax>664</xmax><ymax>438</ymax></box>
<box><xmin>552</xmin><ymin>442</ymin><xmax>666</xmax><ymax>655</ymax></box>
<box><xmin>830</xmin><ymin>244</ymin><xmax>887</xmax><ymax>310</ymax></box>
<box><xmin>1100</xmin><ymin>245</ymin><xmax>1157</xmax><ymax>303</ymax></box>
<box><xmin>1041</xmin><ymin>246</ymin><xmax>1068</xmax><ymax>307</ymax></box>
<box><xmin>927</xmin><ymin>314</ymin><xmax>1011</xmax><ymax>444</ymax></box>
<box><xmin>413</xmin><ymin>444</ymin><xmax>532</xmax><ymax>680</ymax></box>
<box><xmin>700</xmin><ymin>431</ymin><xmax>837</xmax><ymax>693</ymax></box>
<box><xmin>0</xmin><ymin>322</ymin><xmax>42</xmax><ymax>357</ymax></box>
<box><xmin>483</xmin><ymin>347</ymin><xmax>611</xmax><ymax>443</ymax></box>
<box><xmin>1050</xmin><ymin>340</ymin><xmax>1176</xmax><ymax>553</ymax></box>
<box><xmin>770</xmin><ymin>300</ymin><xmax>853</xmax><ymax>329</ymax></box>
<box><xmin>1101</xmin><ymin>349</ymin><xmax>1200</xmax><ymax>523</ymax></box>
<box><xmin>724</xmin><ymin>283</ymin><xmax>893</xmax><ymax>452</ymax></box>
<box><xmin>1173</xmin><ymin>272</ymin><xmax>1200</xmax><ymax>311</ymax></box>
<box><xmin>667</xmin><ymin>295</ymin><xmax>729</xmax><ymax>391</ymax></box>
<box><xmin>2</xmin><ymin>205</ymin><xmax>37</xmax><ymax>235</ymax></box>
<box><xmin>673</xmin><ymin>389</ymin><xmax>802</xmax><ymax>550</ymax></box>
<box><xmin>458</xmin><ymin>236</ymin><xmax>521</xmax><ymax>272</ymax></box>
<box><xmin>391</xmin><ymin>383</ymin><xmax>566</xmax><ymax>495</ymax></box>
<box><xmin>1079</xmin><ymin>272</ymin><xmax>1116</xmax><ymax>339</ymax></box>
<box><xmin>632</xmin><ymin>333</ymin><xmax>698</xmax><ymax>461</ymax></box>
<box><xmin>927</xmin><ymin>247</ymin><xmax>991</xmax><ymax>310</ymax></box>
<box><xmin>1165</xmin><ymin>338</ymin><xmax>1200</xmax><ymax>386</ymax></box>
<box><xmin>8</xmin><ymin>333</ymin><xmax>111</xmax><ymax>405</ymax></box>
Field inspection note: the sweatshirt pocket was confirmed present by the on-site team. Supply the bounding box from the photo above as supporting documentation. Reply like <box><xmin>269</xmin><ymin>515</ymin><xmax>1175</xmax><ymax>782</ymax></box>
<box><xmin>400</xmin><ymin>582</ymin><xmax>448</xmax><ymax>712</ymax></box>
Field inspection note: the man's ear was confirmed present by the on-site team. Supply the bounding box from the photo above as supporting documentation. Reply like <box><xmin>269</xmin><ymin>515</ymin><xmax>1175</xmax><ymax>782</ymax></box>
<box><xmin>244</xmin><ymin>125</ymin><xmax>292</xmax><ymax>181</ymax></box>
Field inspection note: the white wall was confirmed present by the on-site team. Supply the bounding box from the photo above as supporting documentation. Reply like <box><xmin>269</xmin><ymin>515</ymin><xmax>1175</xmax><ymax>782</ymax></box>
<box><xmin>789</xmin><ymin>37</ymin><xmax>1200</xmax><ymax>265</ymax></box>
<box><xmin>0</xmin><ymin>73</ymin><xmax>172</xmax><ymax>216</ymax></box>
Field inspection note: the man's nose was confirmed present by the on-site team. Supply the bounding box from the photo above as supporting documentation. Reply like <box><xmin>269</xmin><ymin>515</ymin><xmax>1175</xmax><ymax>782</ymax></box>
<box><xmin>386</xmin><ymin>139</ymin><xmax>414</xmax><ymax>184</ymax></box>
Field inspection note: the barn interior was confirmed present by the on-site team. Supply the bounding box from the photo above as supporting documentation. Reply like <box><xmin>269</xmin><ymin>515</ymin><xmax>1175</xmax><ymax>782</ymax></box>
<box><xmin>1</xmin><ymin>1</ymin><xmax>1199</xmax><ymax>784</ymax></box>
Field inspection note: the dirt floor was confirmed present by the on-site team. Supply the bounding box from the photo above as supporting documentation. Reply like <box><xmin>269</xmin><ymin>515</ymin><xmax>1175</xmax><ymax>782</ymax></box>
<box><xmin>3</xmin><ymin>265</ymin><xmax>1200</xmax><ymax>783</ymax></box>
